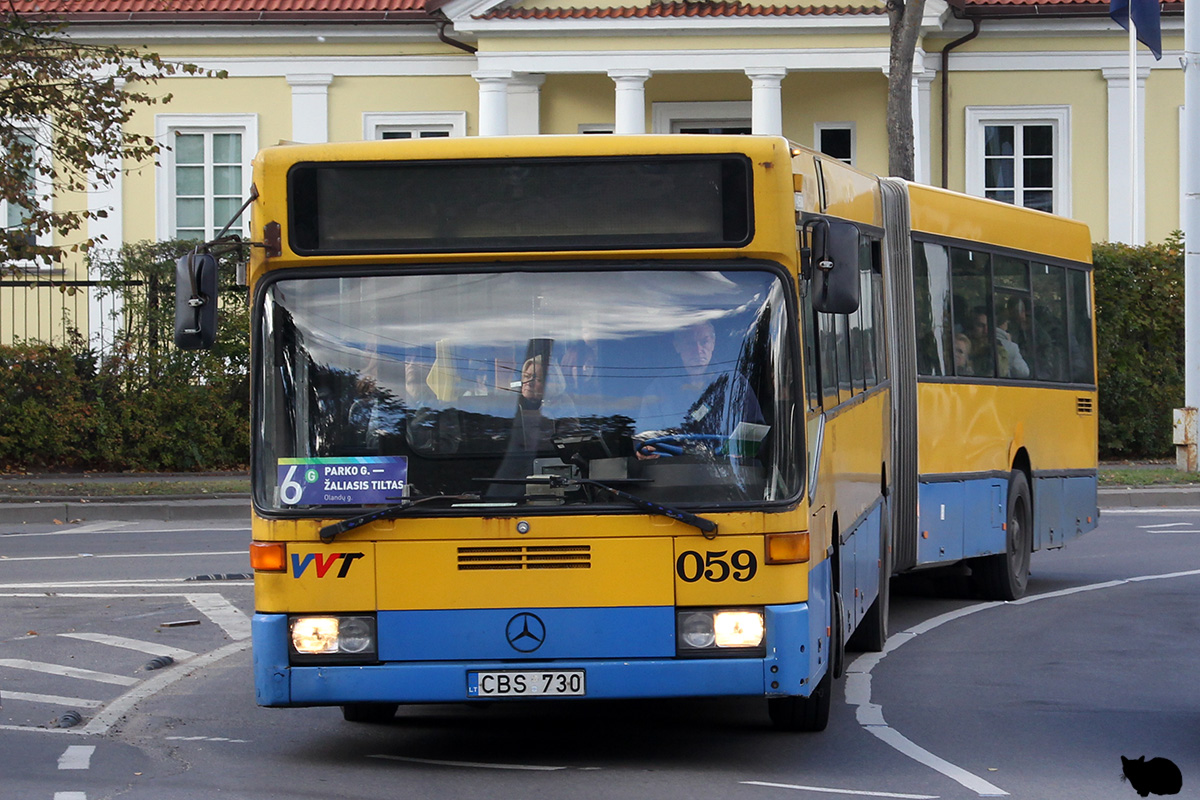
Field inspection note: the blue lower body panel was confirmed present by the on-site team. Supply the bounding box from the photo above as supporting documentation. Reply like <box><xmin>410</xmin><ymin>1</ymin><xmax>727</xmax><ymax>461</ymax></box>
<box><xmin>252</xmin><ymin>586</ymin><xmax>829</xmax><ymax>708</ymax></box>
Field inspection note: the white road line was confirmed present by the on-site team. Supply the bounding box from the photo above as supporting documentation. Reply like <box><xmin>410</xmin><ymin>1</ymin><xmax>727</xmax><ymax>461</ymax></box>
<box><xmin>0</xmin><ymin>550</ymin><xmax>246</xmax><ymax>563</ymax></box>
<box><xmin>0</xmin><ymin>659</ymin><xmax>138</xmax><ymax>686</ymax></box>
<box><xmin>1138</xmin><ymin>522</ymin><xmax>1192</xmax><ymax>529</ymax></box>
<box><xmin>1100</xmin><ymin>507</ymin><xmax>1200</xmax><ymax>515</ymax></box>
<box><xmin>847</xmin><ymin>567</ymin><xmax>1200</xmax><ymax>797</ymax></box>
<box><xmin>1</xmin><ymin>690</ymin><xmax>104</xmax><ymax>708</ymax></box>
<box><xmin>368</xmin><ymin>754</ymin><xmax>569</xmax><ymax>771</ymax></box>
<box><xmin>741</xmin><ymin>781</ymin><xmax>938</xmax><ymax>799</ymax></box>
<box><xmin>1</xmin><ymin>526</ymin><xmax>247</xmax><ymax>538</ymax></box>
<box><xmin>186</xmin><ymin>593</ymin><xmax>251</xmax><ymax>640</ymax></box>
<box><xmin>57</xmin><ymin>745</ymin><xmax>95</xmax><ymax>770</ymax></box>
<box><xmin>58</xmin><ymin>632</ymin><xmax>196</xmax><ymax>660</ymax></box>
<box><xmin>79</xmin><ymin>639</ymin><xmax>250</xmax><ymax>736</ymax></box>
<box><xmin>53</xmin><ymin>793</ymin><xmax>87</xmax><ymax>800</ymax></box>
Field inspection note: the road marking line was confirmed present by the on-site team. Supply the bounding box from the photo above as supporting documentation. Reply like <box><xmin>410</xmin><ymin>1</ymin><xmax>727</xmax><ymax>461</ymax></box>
<box><xmin>0</xmin><ymin>550</ymin><xmax>246</xmax><ymax>563</ymax></box>
<box><xmin>58</xmin><ymin>632</ymin><xmax>196</xmax><ymax>660</ymax></box>
<box><xmin>79</xmin><ymin>639</ymin><xmax>250</xmax><ymax>736</ymax></box>
<box><xmin>1138</xmin><ymin>522</ymin><xmax>1192</xmax><ymax>529</ymax></box>
<box><xmin>368</xmin><ymin>754</ymin><xmax>569</xmax><ymax>771</ymax></box>
<box><xmin>1</xmin><ymin>526</ymin><xmax>248</xmax><ymax>539</ymax></box>
<box><xmin>1</xmin><ymin>690</ymin><xmax>104</xmax><ymax>708</ymax></box>
<box><xmin>57</xmin><ymin>745</ymin><xmax>95</xmax><ymax>770</ymax></box>
<box><xmin>1100</xmin><ymin>507</ymin><xmax>1200</xmax><ymax>515</ymax></box>
<box><xmin>0</xmin><ymin>659</ymin><xmax>138</xmax><ymax>686</ymax></box>
<box><xmin>53</xmin><ymin>793</ymin><xmax>87</xmax><ymax>800</ymax></box>
<box><xmin>741</xmin><ymin>781</ymin><xmax>938</xmax><ymax>799</ymax></box>
<box><xmin>847</xmin><ymin>567</ymin><xmax>1200</xmax><ymax>797</ymax></box>
<box><xmin>186</xmin><ymin>593</ymin><xmax>251</xmax><ymax>640</ymax></box>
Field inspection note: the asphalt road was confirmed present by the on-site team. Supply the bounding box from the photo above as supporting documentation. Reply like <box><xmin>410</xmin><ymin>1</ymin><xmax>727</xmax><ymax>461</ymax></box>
<box><xmin>1</xmin><ymin>505</ymin><xmax>1197</xmax><ymax>800</ymax></box>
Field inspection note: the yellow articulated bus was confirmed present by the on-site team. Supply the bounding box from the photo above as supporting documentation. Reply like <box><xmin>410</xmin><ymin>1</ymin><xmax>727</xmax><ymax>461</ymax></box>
<box><xmin>176</xmin><ymin>134</ymin><xmax>1097</xmax><ymax>731</ymax></box>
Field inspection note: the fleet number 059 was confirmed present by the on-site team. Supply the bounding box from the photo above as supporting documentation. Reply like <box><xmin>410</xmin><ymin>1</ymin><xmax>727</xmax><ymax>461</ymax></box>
<box><xmin>676</xmin><ymin>549</ymin><xmax>758</xmax><ymax>583</ymax></box>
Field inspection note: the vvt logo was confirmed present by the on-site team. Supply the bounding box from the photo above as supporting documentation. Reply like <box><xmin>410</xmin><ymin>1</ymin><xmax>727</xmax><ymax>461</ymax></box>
<box><xmin>291</xmin><ymin>552</ymin><xmax>364</xmax><ymax>578</ymax></box>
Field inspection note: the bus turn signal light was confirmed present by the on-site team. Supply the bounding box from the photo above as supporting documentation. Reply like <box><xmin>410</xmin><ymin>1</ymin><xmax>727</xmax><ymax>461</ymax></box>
<box><xmin>250</xmin><ymin>541</ymin><xmax>287</xmax><ymax>572</ymax></box>
<box><xmin>765</xmin><ymin>532</ymin><xmax>809</xmax><ymax>564</ymax></box>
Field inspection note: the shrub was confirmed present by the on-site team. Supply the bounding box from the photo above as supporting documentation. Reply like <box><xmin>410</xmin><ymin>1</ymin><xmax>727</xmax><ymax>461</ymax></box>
<box><xmin>1093</xmin><ymin>233</ymin><xmax>1185</xmax><ymax>459</ymax></box>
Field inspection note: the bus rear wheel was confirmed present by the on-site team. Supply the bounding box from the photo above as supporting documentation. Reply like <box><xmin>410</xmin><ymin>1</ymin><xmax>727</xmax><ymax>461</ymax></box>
<box><xmin>768</xmin><ymin>667</ymin><xmax>831</xmax><ymax>732</ymax></box>
<box><xmin>975</xmin><ymin>471</ymin><xmax>1032</xmax><ymax>601</ymax></box>
<box><xmin>341</xmin><ymin>703</ymin><xmax>399</xmax><ymax>723</ymax></box>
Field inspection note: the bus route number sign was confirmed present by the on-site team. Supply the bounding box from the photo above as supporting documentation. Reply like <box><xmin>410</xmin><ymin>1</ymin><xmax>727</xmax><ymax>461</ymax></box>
<box><xmin>277</xmin><ymin>457</ymin><xmax>408</xmax><ymax>506</ymax></box>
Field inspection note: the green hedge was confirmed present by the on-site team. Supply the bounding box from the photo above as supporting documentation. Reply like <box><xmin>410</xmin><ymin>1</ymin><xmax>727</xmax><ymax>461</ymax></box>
<box><xmin>1093</xmin><ymin>234</ymin><xmax>1185</xmax><ymax>459</ymax></box>
<box><xmin>0</xmin><ymin>240</ymin><xmax>249</xmax><ymax>472</ymax></box>
<box><xmin>0</xmin><ymin>236</ymin><xmax>1186</xmax><ymax>471</ymax></box>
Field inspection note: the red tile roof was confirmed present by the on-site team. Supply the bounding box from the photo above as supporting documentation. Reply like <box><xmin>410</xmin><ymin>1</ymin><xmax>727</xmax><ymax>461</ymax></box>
<box><xmin>3</xmin><ymin>0</ymin><xmax>1180</xmax><ymax>22</ymax></box>
<box><xmin>7</xmin><ymin>0</ymin><xmax>429</xmax><ymax>19</ymax></box>
<box><xmin>482</xmin><ymin>3</ymin><xmax>885</xmax><ymax>20</ymax></box>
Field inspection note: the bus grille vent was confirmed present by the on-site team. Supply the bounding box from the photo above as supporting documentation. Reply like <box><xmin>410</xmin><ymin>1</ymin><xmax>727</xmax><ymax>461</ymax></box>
<box><xmin>1076</xmin><ymin>397</ymin><xmax>1095</xmax><ymax>415</ymax></box>
<box><xmin>457</xmin><ymin>545</ymin><xmax>591</xmax><ymax>571</ymax></box>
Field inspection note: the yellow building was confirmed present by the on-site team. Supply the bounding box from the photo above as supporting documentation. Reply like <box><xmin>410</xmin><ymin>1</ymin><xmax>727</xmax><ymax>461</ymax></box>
<box><xmin>0</xmin><ymin>0</ymin><xmax>1185</xmax><ymax>345</ymax></box>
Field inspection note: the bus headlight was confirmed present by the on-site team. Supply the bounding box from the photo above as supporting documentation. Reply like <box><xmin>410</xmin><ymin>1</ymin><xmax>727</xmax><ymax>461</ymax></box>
<box><xmin>677</xmin><ymin>609</ymin><xmax>765</xmax><ymax>656</ymax></box>
<box><xmin>289</xmin><ymin>615</ymin><xmax>377</xmax><ymax>663</ymax></box>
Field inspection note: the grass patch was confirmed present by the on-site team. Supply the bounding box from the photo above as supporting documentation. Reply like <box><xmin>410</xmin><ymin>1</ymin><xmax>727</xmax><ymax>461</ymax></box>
<box><xmin>0</xmin><ymin>478</ymin><xmax>250</xmax><ymax>498</ymax></box>
<box><xmin>1099</xmin><ymin>465</ymin><xmax>1200</xmax><ymax>487</ymax></box>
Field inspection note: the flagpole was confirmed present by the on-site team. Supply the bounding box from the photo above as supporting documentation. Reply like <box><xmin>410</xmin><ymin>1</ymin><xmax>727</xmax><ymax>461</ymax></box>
<box><xmin>1130</xmin><ymin>5</ymin><xmax>1139</xmax><ymax>244</ymax></box>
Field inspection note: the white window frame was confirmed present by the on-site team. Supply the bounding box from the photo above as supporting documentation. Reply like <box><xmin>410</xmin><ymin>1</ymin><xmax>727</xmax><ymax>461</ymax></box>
<box><xmin>363</xmin><ymin>112</ymin><xmax>466</xmax><ymax>141</ymax></box>
<box><xmin>155</xmin><ymin>113</ymin><xmax>258</xmax><ymax>242</ymax></box>
<box><xmin>2</xmin><ymin>119</ymin><xmax>53</xmax><ymax>272</ymax></box>
<box><xmin>815</xmin><ymin>122</ymin><xmax>856</xmax><ymax>166</ymax></box>
<box><xmin>965</xmin><ymin>105</ymin><xmax>1071</xmax><ymax>217</ymax></box>
<box><xmin>651</xmin><ymin>101</ymin><xmax>751</xmax><ymax>135</ymax></box>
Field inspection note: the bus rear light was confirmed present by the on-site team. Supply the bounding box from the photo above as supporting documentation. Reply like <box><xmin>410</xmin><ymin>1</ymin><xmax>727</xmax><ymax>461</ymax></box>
<box><xmin>765</xmin><ymin>532</ymin><xmax>809</xmax><ymax>564</ymax></box>
<box><xmin>250</xmin><ymin>541</ymin><xmax>287</xmax><ymax>572</ymax></box>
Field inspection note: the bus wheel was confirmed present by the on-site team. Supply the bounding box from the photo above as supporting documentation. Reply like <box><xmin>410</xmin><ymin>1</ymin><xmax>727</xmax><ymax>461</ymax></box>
<box><xmin>341</xmin><ymin>703</ymin><xmax>399</xmax><ymax>723</ymax></box>
<box><xmin>768</xmin><ymin>668</ymin><xmax>831</xmax><ymax>732</ymax></box>
<box><xmin>975</xmin><ymin>471</ymin><xmax>1032</xmax><ymax>601</ymax></box>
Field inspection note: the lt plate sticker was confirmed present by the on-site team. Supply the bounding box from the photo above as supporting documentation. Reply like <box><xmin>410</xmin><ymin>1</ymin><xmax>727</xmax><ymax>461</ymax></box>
<box><xmin>277</xmin><ymin>457</ymin><xmax>407</xmax><ymax>506</ymax></box>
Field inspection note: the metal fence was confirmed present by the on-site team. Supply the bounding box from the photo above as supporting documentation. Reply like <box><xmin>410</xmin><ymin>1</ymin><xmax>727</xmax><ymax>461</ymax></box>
<box><xmin>0</xmin><ymin>277</ymin><xmax>134</xmax><ymax>349</ymax></box>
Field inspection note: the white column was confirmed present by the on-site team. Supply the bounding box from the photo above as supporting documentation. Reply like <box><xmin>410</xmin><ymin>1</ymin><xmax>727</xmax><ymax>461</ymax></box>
<box><xmin>609</xmin><ymin>69</ymin><xmax>651</xmax><ymax>135</ymax></box>
<box><xmin>1103</xmin><ymin>65</ymin><xmax>1150</xmax><ymax>244</ymax></box>
<box><xmin>508</xmin><ymin>74</ymin><xmax>546</xmax><ymax>136</ymax></box>
<box><xmin>88</xmin><ymin>80</ymin><xmax>125</xmax><ymax>354</ymax></box>
<box><xmin>287</xmin><ymin>74</ymin><xmax>333</xmax><ymax>144</ymax></box>
<box><xmin>474</xmin><ymin>70</ymin><xmax>513</xmax><ymax>136</ymax></box>
<box><xmin>914</xmin><ymin>72</ymin><xmax>935</xmax><ymax>185</ymax></box>
<box><xmin>746</xmin><ymin>68</ymin><xmax>787</xmax><ymax>136</ymax></box>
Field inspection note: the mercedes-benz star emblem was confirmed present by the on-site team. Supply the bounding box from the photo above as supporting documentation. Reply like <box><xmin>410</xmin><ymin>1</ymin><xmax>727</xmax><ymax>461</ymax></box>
<box><xmin>505</xmin><ymin>612</ymin><xmax>546</xmax><ymax>653</ymax></box>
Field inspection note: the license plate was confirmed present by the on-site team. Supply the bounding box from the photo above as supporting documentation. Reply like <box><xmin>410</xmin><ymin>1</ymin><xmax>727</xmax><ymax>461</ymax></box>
<box><xmin>468</xmin><ymin>670</ymin><xmax>586</xmax><ymax>697</ymax></box>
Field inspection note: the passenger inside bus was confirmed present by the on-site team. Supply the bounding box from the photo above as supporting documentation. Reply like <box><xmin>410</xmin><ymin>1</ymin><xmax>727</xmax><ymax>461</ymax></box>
<box><xmin>636</xmin><ymin>320</ymin><xmax>765</xmax><ymax>460</ymax></box>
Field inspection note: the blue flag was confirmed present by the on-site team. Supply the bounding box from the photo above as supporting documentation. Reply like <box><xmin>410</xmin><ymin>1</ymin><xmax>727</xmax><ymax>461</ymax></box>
<box><xmin>1110</xmin><ymin>0</ymin><xmax>1163</xmax><ymax>60</ymax></box>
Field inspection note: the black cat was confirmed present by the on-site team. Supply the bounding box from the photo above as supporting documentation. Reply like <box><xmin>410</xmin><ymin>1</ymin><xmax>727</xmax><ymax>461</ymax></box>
<box><xmin>1121</xmin><ymin>755</ymin><xmax>1183</xmax><ymax>797</ymax></box>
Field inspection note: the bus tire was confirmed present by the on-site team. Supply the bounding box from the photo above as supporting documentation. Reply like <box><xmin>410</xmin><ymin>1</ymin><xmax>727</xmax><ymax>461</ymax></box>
<box><xmin>341</xmin><ymin>703</ymin><xmax>399</xmax><ymax>723</ymax></box>
<box><xmin>848</xmin><ymin>509</ymin><xmax>890</xmax><ymax>653</ymax></box>
<box><xmin>768</xmin><ymin>667</ymin><xmax>832</xmax><ymax>732</ymax></box>
<box><xmin>975</xmin><ymin>471</ymin><xmax>1032</xmax><ymax>601</ymax></box>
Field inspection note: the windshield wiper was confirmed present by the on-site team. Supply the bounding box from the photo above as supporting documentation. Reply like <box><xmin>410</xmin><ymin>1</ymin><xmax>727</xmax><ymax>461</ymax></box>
<box><xmin>318</xmin><ymin>494</ymin><xmax>478</xmax><ymax>543</ymax></box>
<box><xmin>476</xmin><ymin>476</ymin><xmax>718</xmax><ymax>538</ymax></box>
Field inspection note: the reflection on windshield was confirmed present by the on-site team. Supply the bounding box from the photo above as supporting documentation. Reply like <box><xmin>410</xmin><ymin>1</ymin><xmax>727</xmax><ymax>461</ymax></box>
<box><xmin>256</xmin><ymin>267</ymin><xmax>801</xmax><ymax>512</ymax></box>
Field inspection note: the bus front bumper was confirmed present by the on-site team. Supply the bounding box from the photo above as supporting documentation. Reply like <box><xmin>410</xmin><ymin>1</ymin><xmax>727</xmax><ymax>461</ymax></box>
<box><xmin>252</xmin><ymin>600</ymin><xmax>829</xmax><ymax>707</ymax></box>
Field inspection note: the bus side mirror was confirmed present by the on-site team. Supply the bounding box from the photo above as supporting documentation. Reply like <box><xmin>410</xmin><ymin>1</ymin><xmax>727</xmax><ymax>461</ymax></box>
<box><xmin>175</xmin><ymin>251</ymin><xmax>219</xmax><ymax>350</ymax></box>
<box><xmin>809</xmin><ymin>219</ymin><xmax>861</xmax><ymax>315</ymax></box>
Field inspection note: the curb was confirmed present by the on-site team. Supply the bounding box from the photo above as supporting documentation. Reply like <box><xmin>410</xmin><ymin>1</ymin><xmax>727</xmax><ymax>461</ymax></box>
<box><xmin>1098</xmin><ymin>486</ymin><xmax>1200</xmax><ymax>510</ymax></box>
<box><xmin>0</xmin><ymin>498</ymin><xmax>250</xmax><ymax>524</ymax></box>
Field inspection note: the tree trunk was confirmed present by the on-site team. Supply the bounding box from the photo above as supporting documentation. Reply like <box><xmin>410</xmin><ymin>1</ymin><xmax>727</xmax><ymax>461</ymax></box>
<box><xmin>887</xmin><ymin>0</ymin><xmax>927</xmax><ymax>180</ymax></box>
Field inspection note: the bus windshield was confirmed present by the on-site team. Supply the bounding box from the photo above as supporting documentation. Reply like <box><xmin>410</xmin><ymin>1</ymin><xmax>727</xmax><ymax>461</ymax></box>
<box><xmin>255</xmin><ymin>265</ymin><xmax>801</xmax><ymax>513</ymax></box>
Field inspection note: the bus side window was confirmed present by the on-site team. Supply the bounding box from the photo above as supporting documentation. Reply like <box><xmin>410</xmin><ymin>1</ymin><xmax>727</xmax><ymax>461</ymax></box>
<box><xmin>951</xmin><ymin>247</ymin><xmax>993</xmax><ymax>378</ymax></box>
<box><xmin>913</xmin><ymin>241</ymin><xmax>952</xmax><ymax>377</ymax></box>
<box><xmin>820</xmin><ymin>308</ymin><xmax>840</xmax><ymax>407</ymax></box>
<box><xmin>871</xmin><ymin>242</ymin><xmax>887</xmax><ymax>382</ymax></box>
<box><xmin>1032</xmin><ymin>262</ymin><xmax>1069</xmax><ymax>382</ymax></box>
<box><xmin>1067</xmin><ymin>268</ymin><xmax>1095</xmax><ymax>384</ymax></box>
<box><xmin>801</xmin><ymin>291</ymin><xmax>820</xmax><ymax>411</ymax></box>
<box><xmin>856</xmin><ymin>235</ymin><xmax>877</xmax><ymax>390</ymax></box>
<box><xmin>834</xmin><ymin>312</ymin><xmax>853</xmax><ymax>405</ymax></box>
